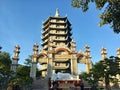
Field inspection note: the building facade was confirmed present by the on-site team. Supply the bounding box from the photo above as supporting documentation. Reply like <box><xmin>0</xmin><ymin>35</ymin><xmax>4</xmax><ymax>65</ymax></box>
<box><xmin>30</xmin><ymin>9</ymin><xmax>92</xmax><ymax>79</ymax></box>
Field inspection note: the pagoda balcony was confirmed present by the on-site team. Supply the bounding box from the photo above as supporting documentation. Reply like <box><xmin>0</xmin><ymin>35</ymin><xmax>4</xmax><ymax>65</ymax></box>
<box><xmin>49</xmin><ymin>32</ymin><xmax>67</xmax><ymax>35</ymax></box>
<box><xmin>41</xmin><ymin>40</ymin><xmax>48</xmax><ymax>46</ymax></box>
<box><xmin>50</xmin><ymin>20</ymin><xmax>66</xmax><ymax>24</ymax></box>
<box><xmin>38</xmin><ymin>58</ymin><xmax>47</xmax><ymax>64</ymax></box>
<box><xmin>50</xmin><ymin>19</ymin><xmax>70</xmax><ymax>25</ymax></box>
<box><xmin>49</xmin><ymin>26</ymin><xmax>67</xmax><ymax>30</ymax></box>
<box><xmin>54</xmin><ymin>39</ymin><xmax>67</xmax><ymax>42</ymax></box>
<box><xmin>43</xmin><ymin>17</ymin><xmax>50</xmax><ymax>25</ymax></box>
<box><xmin>41</xmin><ymin>34</ymin><xmax>49</xmax><ymax>40</ymax></box>
<box><xmin>42</xmin><ymin>28</ymin><xmax>50</xmax><ymax>35</ymax></box>
<box><xmin>42</xmin><ymin>23</ymin><xmax>50</xmax><ymax>30</ymax></box>
<box><xmin>53</xmin><ymin>64</ymin><xmax>69</xmax><ymax>70</ymax></box>
<box><xmin>54</xmin><ymin>37</ymin><xmax>68</xmax><ymax>41</ymax></box>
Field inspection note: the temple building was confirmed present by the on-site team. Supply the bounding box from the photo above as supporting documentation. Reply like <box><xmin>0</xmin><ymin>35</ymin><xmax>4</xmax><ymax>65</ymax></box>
<box><xmin>30</xmin><ymin>9</ymin><xmax>93</xmax><ymax>79</ymax></box>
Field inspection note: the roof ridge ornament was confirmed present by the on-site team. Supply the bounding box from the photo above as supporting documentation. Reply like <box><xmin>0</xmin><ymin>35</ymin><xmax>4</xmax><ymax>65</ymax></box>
<box><xmin>55</xmin><ymin>8</ymin><xmax>60</xmax><ymax>17</ymax></box>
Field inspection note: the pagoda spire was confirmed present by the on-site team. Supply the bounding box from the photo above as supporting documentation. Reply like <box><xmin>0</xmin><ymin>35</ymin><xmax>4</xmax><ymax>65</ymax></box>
<box><xmin>55</xmin><ymin>8</ymin><xmax>60</xmax><ymax>17</ymax></box>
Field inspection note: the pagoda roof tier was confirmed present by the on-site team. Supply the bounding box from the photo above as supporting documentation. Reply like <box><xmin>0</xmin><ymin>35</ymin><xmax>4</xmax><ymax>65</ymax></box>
<box><xmin>42</xmin><ymin>28</ymin><xmax>71</xmax><ymax>36</ymax></box>
<box><xmin>49</xmin><ymin>26</ymin><xmax>68</xmax><ymax>30</ymax></box>
<box><xmin>41</xmin><ymin>33</ymin><xmax>49</xmax><ymax>40</ymax></box>
<box><xmin>43</xmin><ymin>21</ymin><xmax>71</xmax><ymax>30</ymax></box>
<box><xmin>41</xmin><ymin>39</ymin><xmax>48</xmax><ymax>46</ymax></box>
<box><xmin>49</xmin><ymin>32</ymin><xmax>68</xmax><ymax>36</ymax></box>
<box><xmin>50</xmin><ymin>16</ymin><xmax>67</xmax><ymax>19</ymax></box>
<box><xmin>53</xmin><ymin>59</ymin><xmax>70</xmax><ymax>62</ymax></box>
<box><xmin>42</xmin><ymin>28</ymin><xmax>50</xmax><ymax>35</ymax></box>
<box><xmin>42</xmin><ymin>23</ymin><xmax>50</xmax><ymax>30</ymax></box>
<box><xmin>54</xmin><ymin>39</ymin><xmax>67</xmax><ymax>42</ymax></box>
<box><xmin>43</xmin><ymin>16</ymin><xmax>67</xmax><ymax>25</ymax></box>
<box><xmin>50</xmin><ymin>20</ymin><xmax>67</xmax><ymax>24</ymax></box>
<box><xmin>53</xmin><ymin>36</ymin><xmax>69</xmax><ymax>42</ymax></box>
<box><xmin>53</xmin><ymin>64</ymin><xmax>69</xmax><ymax>70</ymax></box>
<box><xmin>68</xmin><ymin>32</ymin><xmax>72</xmax><ymax>36</ymax></box>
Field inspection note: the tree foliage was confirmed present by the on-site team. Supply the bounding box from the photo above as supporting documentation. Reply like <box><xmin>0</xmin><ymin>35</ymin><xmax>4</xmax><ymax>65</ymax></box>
<box><xmin>24</xmin><ymin>55</ymin><xmax>32</xmax><ymax>66</ymax></box>
<box><xmin>0</xmin><ymin>52</ymin><xmax>12</xmax><ymax>89</ymax></box>
<box><xmin>8</xmin><ymin>65</ymin><xmax>33</xmax><ymax>89</ymax></box>
<box><xmin>72</xmin><ymin>0</ymin><xmax>120</xmax><ymax>33</ymax></box>
<box><xmin>79</xmin><ymin>56</ymin><xmax>120</xmax><ymax>89</ymax></box>
<box><xmin>0</xmin><ymin>52</ymin><xmax>11</xmax><ymax>75</ymax></box>
<box><xmin>17</xmin><ymin>65</ymin><xmax>30</xmax><ymax>76</ymax></box>
<box><xmin>0</xmin><ymin>51</ymin><xmax>33</xmax><ymax>89</ymax></box>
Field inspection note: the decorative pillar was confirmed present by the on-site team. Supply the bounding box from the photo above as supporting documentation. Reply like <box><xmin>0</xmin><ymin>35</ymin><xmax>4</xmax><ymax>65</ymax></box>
<box><xmin>85</xmin><ymin>45</ymin><xmax>92</xmax><ymax>73</ymax></box>
<box><xmin>47</xmin><ymin>39</ymin><xmax>53</xmax><ymax>78</ymax></box>
<box><xmin>11</xmin><ymin>45</ymin><xmax>20</xmax><ymax>73</ymax></box>
<box><xmin>30</xmin><ymin>43</ymin><xmax>38</xmax><ymax>79</ymax></box>
<box><xmin>70</xmin><ymin>40</ymin><xmax>78</xmax><ymax>75</ymax></box>
<box><xmin>101</xmin><ymin>47</ymin><xmax>107</xmax><ymax>60</ymax></box>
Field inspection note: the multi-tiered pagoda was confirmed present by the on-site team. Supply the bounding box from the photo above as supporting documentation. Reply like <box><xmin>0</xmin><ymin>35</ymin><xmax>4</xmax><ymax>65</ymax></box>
<box><xmin>42</xmin><ymin>8</ymin><xmax>72</xmax><ymax>50</ymax></box>
<box><xmin>30</xmin><ymin>9</ymin><xmax>92</xmax><ymax>78</ymax></box>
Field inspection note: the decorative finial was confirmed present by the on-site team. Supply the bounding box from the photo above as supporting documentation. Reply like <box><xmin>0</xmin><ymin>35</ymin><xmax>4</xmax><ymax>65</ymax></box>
<box><xmin>33</xmin><ymin>43</ymin><xmax>39</xmax><ymax>55</ymax></box>
<box><xmin>13</xmin><ymin>45</ymin><xmax>20</xmax><ymax>60</ymax></box>
<box><xmin>85</xmin><ymin>45</ymin><xmax>90</xmax><ymax>56</ymax></box>
<box><xmin>55</xmin><ymin>8</ymin><xmax>60</xmax><ymax>17</ymax></box>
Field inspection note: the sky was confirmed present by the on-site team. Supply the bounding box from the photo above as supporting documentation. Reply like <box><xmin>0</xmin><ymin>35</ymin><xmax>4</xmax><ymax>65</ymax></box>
<box><xmin>0</xmin><ymin>0</ymin><xmax>120</xmax><ymax>73</ymax></box>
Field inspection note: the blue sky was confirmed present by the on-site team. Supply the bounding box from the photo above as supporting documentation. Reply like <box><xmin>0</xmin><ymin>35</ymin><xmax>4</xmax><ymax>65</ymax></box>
<box><xmin>0</xmin><ymin>0</ymin><xmax>120</xmax><ymax>73</ymax></box>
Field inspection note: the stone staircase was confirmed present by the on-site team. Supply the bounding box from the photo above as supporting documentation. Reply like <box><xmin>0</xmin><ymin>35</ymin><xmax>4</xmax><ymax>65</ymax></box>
<box><xmin>32</xmin><ymin>78</ymin><xmax>48</xmax><ymax>90</ymax></box>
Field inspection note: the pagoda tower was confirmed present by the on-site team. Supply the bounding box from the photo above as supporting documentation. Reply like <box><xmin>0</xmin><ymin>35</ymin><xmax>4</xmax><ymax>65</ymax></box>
<box><xmin>30</xmin><ymin>9</ymin><xmax>92</xmax><ymax>78</ymax></box>
<box><xmin>41</xmin><ymin>8</ymin><xmax>72</xmax><ymax>50</ymax></box>
<box><xmin>40</xmin><ymin>8</ymin><xmax>73</xmax><ymax>77</ymax></box>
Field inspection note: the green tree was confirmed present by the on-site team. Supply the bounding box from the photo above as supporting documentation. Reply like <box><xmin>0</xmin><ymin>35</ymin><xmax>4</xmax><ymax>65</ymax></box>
<box><xmin>72</xmin><ymin>0</ymin><xmax>120</xmax><ymax>33</ymax></box>
<box><xmin>8</xmin><ymin>65</ymin><xmax>33</xmax><ymax>89</ymax></box>
<box><xmin>24</xmin><ymin>55</ymin><xmax>32</xmax><ymax>66</ymax></box>
<box><xmin>17</xmin><ymin>65</ymin><xmax>30</xmax><ymax>76</ymax></box>
<box><xmin>0</xmin><ymin>52</ymin><xmax>11</xmax><ymax>73</ymax></box>
<box><xmin>100</xmin><ymin>56</ymin><xmax>120</xmax><ymax>90</ymax></box>
<box><xmin>79</xmin><ymin>56</ymin><xmax>120</xmax><ymax>90</ymax></box>
<box><xmin>0</xmin><ymin>52</ymin><xmax>12</xmax><ymax>89</ymax></box>
<box><xmin>79</xmin><ymin>72</ymin><xmax>98</xmax><ymax>89</ymax></box>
